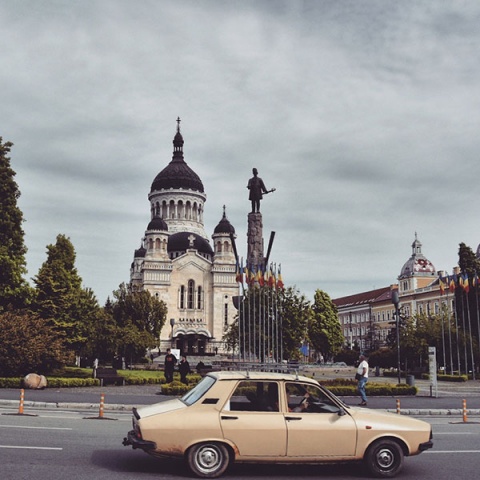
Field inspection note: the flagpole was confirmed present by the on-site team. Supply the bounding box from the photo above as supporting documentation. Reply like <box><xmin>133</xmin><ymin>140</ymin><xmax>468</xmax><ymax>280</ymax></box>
<box><xmin>465</xmin><ymin>275</ymin><xmax>476</xmax><ymax>380</ymax></box>
<box><xmin>446</xmin><ymin>286</ymin><xmax>454</xmax><ymax>375</ymax></box>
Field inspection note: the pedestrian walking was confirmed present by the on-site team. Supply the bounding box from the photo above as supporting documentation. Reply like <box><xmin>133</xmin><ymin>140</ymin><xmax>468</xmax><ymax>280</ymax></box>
<box><xmin>356</xmin><ymin>354</ymin><xmax>369</xmax><ymax>406</ymax></box>
<box><xmin>179</xmin><ymin>355</ymin><xmax>191</xmax><ymax>384</ymax></box>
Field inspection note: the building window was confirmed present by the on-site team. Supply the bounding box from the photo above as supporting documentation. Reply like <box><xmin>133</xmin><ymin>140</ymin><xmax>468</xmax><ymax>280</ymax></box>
<box><xmin>187</xmin><ymin>280</ymin><xmax>194</xmax><ymax>309</ymax></box>
<box><xmin>180</xmin><ymin>286</ymin><xmax>185</xmax><ymax>309</ymax></box>
<box><xmin>197</xmin><ymin>286</ymin><xmax>203</xmax><ymax>310</ymax></box>
<box><xmin>224</xmin><ymin>303</ymin><xmax>228</xmax><ymax>326</ymax></box>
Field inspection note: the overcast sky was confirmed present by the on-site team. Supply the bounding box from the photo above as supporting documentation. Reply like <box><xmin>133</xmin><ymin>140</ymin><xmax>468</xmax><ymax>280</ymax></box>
<box><xmin>2</xmin><ymin>0</ymin><xmax>480</xmax><ymax>305</ymax></box>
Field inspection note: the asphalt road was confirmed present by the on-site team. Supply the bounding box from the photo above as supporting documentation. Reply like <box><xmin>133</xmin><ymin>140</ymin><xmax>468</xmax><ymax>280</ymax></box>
<box><xmin>1</xmin><ymin>410</ymin><xmax>480</xmax><ymax>480</ymax></box>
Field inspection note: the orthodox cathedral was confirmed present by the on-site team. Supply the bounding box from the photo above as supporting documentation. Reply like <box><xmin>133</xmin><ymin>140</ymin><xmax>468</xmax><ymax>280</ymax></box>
<box><xmin>129</xmin><ymin>119</ymin><xmax>239</xmax><ymax>355</ymax></box>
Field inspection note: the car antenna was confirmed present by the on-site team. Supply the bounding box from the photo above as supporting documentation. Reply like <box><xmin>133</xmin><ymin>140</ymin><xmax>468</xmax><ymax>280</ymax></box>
<box><xmin>246</xmin><ymin>369</ymin><xmax>250</xmax><ymax>379</ymax></box>
<box><xmin>295</xmin><ymin>370</ymin><xmax>299</xmax><ymax>380</ymax></box>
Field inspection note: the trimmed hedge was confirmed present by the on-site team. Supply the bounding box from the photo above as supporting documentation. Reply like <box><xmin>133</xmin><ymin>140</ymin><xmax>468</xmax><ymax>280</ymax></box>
<box><xmin>327</xmin><ymin>384</ymin><xmax>417</xmax><ymax>396</ymax></box>
<box><xmin>0</xmin><ymin>377</ymin><xmax>23</xmax><ymax>388</ymax></box>
<box><xmin>161</xmin><ymin>380</ymin><xmax>192</xmax><ymax>396</ymax></box>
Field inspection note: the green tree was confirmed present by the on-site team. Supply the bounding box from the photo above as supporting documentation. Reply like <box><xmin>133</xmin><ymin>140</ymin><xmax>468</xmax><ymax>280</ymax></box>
<box><xmin>0</xmin><ymin>138</ymin><xmax>32</xmax><ymax>311</ymax></box>
<box><xmin>457</xmin><ymin>242</ymin><xmax>480</xmax><ymax>343</ymax></box>
<box><xmin>309</xmin><ymin>289</ymin><xmax>343</xmax><ymax>362</ymax></box>
<box><xmin>110</xmin><ymin>283</ymin><xmax>167</xmax><ymax>364</ymax></box>
<box><xmin>0</xmin><ymin>311</ymin><xmax>70</xmax><ymax>376</ymax></box>
<box><xmin>279</xmin><ymin>287</ymin><xmax>311</xmax><ymax>361</ymax></box>
<box><xmin>33</xmin><ymin>234</ymin><xmax>100</xmax><ymax>356</ymax></box>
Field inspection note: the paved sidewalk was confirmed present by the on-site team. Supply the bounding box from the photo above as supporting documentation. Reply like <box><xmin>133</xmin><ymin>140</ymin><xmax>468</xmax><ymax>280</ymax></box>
<box><xmin>1</xmin><ymin>377</ymin><xmax>479</xmax><ymax>417</ymax></box>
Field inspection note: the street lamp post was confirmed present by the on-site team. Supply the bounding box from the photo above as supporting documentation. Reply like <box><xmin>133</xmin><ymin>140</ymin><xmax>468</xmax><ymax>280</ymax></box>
<box><xmin>349</xmin><ymin>312</ymin><xmax>353</xmax><ymax>349</ymax></box>
<box><xmin>170</xmin><ymin>318</ymin><xmax>175</xmax><ymax>348</ymax></box>
<box><xmin>391</xmin><ymin>290</ymin><xmax>402</xmax><ymax>384</ymax></box>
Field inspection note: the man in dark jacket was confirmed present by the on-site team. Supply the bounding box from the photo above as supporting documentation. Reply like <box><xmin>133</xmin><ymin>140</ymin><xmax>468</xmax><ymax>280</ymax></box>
<box><xmin>179</xmin><ymin>355</ymin><xmax>191</xmax><ymax>384</ymax></box>
<box><xmin>164</xmin><ymin>349</ymin><xmax>177</xmax><ymax>383</ymax></box>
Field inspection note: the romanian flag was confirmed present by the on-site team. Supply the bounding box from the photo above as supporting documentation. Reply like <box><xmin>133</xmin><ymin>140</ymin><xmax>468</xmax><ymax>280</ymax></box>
<box><xmin>267</xmin><ymin>264</ymin><xmax>276</xmax><ymax>288</ymax></box>
<box><xmin>244</xmin><ymin>264</ymin><xmax>250</xmax><ymax>285</ymax></box>
<box><xmin>277</xmin><ymin>264</ymin><xmax>284</xmax><ymax>289</ymax></box>
<box><xmin>462</xmin><ymin>273</ymin><xmax>470</xmax><ymax>294</ymax></box>
<box><xmin>449</xmin><ymin>275</ymin><xmax>457</xmax><ymax>293</ymax></box>
<box><xmin>235</xmin><ymin>260</ymin><xmax>244</xmax><ymax>284</ymax></box>
<box><xmin>474</xmin><ymin>271</ymin><xmax>479</xmax><ymax>288</ymax></box>
<box><xmin>439</xmin><ymin>277</ymin><xmax>445</xmax><ymax>296</ymax></box>
<box><xmin>258</xmin><ymin>265</ymin><xmax>265</xmax><ymax>287</ymax></box>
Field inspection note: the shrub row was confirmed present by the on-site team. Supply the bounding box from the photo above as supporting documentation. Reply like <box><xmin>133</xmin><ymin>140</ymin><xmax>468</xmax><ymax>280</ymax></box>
<box><xmin>327</xmin><ymin>384</ymin><xmax>417</xmax><ymax>396</ymax></box>
<box><xmin>431</xmin><ymin>373</ymin><xmax>468</xmax><ymax>382</ymax></box>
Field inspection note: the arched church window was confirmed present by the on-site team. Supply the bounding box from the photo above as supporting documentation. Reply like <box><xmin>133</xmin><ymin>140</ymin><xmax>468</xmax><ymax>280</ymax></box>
<box><xmin>162</xmin><ymin>201</ymin><xmax>168</xmax><ymax>219</ymax></box>
<box><xmin>148</xmin><ymin>238</ymin><xmax>154</xmax><ymax>250</ymax></box>
<box><xmin>155</xmin><ymin>202</ymin><xmax>160</xmax><ymax>216</ymax></box>
<box><xmin>179</xmin><ymin>285</ymin><xmax>185</xmax><ymax>309</ymax></box>
<box><xmin>169</xmin><ymin>200</ymin><xmax>175</xmax><ymax>219</ymax></box>
<box><xmin>197</xmin><ymin>286</ymin><xmax>203</xmax><ymax>310</ymax></box>
<box><xmin>178</xmin><ymin>200</ymin><xmax>184</xmax><ymax>219</ymax></box>
<box><xmin>192</xmin><ymin>202</ymin><xmax>198</xmax><ymax>221</ymax></box>
<box><xmin>186</xmin><ymin>201</ymin><xmax>192</xmax><ymax>220</ymax></box>
<box><xmin>223</xmin><ymin>241</ymin><xmax>229</xmax><ymax>252</ymax></box>
<box><xmin>155</xmin><ymin>238</ymin><xmax>161</xmax><ymax>249</ymax></box>
<box><xmin>187</xmin><ymin>280</ymin><xmax>195</xmax><ymax>309</ymax></box>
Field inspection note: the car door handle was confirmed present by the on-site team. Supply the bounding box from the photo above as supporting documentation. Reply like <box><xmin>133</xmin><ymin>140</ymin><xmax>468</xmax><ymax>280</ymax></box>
<box><xmin>285</xmin><ymin>416</ymin><xmax>302</xmax><ymax>421</ymax></box>
<box><xmin>221</xmin><ymin>415</ymin><xmax>238</xmax><ymax>420</ymax></box>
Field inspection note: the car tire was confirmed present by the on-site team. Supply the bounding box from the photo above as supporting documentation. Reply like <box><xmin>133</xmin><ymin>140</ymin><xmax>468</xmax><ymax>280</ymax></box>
<box><xmin>364</xmin><ymin>439</ymin><xmax>404</xmax><ymax>478</ymax></box>
<box><xmin>186</xmin><ymin>442</ymin><xmax>230</xmax><ymax>478</ymax></box>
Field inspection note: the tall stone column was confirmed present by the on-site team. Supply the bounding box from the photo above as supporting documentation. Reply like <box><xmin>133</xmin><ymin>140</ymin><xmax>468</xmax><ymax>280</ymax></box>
<box><xmin>247</xmin><ymin>212</ymin><xmax>264</xmax><ymax>272</ymax></box>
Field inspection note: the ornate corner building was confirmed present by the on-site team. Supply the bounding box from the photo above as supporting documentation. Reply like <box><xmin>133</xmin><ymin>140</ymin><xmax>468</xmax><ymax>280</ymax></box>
<box><xmin>333</xmin><ymin>233</ymin><xmax>455</xmax><ymax>352</ymax></box>
<box><xmin>129</xmin><ymin>119</ymin><xmax>238</xmax><ymax>355</ymax></box>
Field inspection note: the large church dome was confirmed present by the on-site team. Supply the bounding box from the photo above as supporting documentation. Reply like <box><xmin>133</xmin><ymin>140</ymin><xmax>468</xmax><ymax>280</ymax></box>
<box><xmin>150</xmin><ymin>118</ymin><xmax>204</xmax><ymax>193</ymax></box>
<box><xmin>399</xmin><ymin>234</ymin><xmax>436</xmax><ymax>279</ymax></box>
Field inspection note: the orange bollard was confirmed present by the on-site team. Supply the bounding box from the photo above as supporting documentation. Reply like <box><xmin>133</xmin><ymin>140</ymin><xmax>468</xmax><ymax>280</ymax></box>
<box><xmin>396</xmin><ymin>398</ymin><xmax>401</xmax><ymax>415</ymax></box>
<box><xmin>18</xmin><ymin>389</ymin><xmax>25</xmax><ymax>414</ymax></box>
<box><xmin>463</xmin><ymin>399</ymin><xmax>468</xmax><ymax>423</ymax></box>
<box><xmin>98</xmin><ymin>393</ymin><xmax>105</xmax><ymax>418</ymax></box>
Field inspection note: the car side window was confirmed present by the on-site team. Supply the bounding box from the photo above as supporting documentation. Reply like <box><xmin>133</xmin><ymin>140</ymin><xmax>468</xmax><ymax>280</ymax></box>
<box><xmin>228</xmin><ymin>381</ymin><xmax>279</xmax><ymax>412</ymax></box>
<box><xmin>285</xmin><ymin>382</ymin><xmax>340</xmax><ymax>414</ymax></box>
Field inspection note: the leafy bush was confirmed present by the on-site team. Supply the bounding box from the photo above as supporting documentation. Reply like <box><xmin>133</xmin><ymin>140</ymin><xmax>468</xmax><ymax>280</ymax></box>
<box><xmin>0</xmin><ymin>311</ymin><xmax>70</xmax><ymax>376</ymax></box>
<box><xmin>161</xmin><ymin>380</ymin><xmax>191</xmax><ymax>395</ymax></box>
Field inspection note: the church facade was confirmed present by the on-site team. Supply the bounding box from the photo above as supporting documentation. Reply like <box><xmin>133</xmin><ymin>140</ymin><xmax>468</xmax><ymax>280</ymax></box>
<box><xmin>129</xmin><ymin>119</ymin><xmax>239</xmax><ymax>356</ymax></box>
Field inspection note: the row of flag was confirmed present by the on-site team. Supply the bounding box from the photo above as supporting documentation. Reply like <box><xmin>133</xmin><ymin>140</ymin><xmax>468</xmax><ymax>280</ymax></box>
<box><xmin>439</xmin><ymin>272</ymin><xmax>480</xmax><ymax>295</ymax></box>
<box><xmin>235</xmin><ymin>261</ymin><xmax>284</xmax><ymax>289</ymax></box>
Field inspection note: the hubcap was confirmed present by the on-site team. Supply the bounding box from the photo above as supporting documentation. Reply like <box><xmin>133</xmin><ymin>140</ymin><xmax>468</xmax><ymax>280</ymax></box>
<box><xmin>377</xmin><ymin>448</ymin><xmax>394</xmax><ymax>469</ymax></box>
<box><xmin>197</xmin><ymin>446</ymin><xmax>220</xmax><ymax>472</ymax></box>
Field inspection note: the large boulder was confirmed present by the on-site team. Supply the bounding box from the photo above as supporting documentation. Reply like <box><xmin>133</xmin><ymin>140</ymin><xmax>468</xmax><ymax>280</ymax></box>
<box><xmin>23</xmin><ymin>373</ymin><xmax>47</xmax><ymax>389</ymax></box>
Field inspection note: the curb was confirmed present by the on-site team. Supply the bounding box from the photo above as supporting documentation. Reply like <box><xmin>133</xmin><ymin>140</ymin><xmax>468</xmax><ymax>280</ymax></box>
<box><xmin>0</xmin><ymin>399</ymin><xmax>134</xmax><ymax>412</ymax></box>
<box><xmin>1</xmin><ymin>399</ymin><xmax>480</xmax><ymax>417</ymax></box>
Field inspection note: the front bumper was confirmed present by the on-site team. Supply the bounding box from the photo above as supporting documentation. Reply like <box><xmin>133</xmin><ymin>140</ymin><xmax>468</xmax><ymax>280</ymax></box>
<box><xmin>419</xmin><ymin>440</ymin><xmax>433</xmax><ymax>452</ymax></box>
<box><xmin>122</xmin><ymin>430</ymin><xmax>156</xmax><ymax>451</ymax></box>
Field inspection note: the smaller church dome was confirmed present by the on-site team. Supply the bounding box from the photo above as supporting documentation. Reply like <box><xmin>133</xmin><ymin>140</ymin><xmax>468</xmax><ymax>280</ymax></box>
<box><xmin>168</xmin><ymin>232</ymin><xmax>213</xmax><ymax>257</ymax></box>
<box><xmin>134</xmin><ymin>246</ymin><xmax>146</xmax><ymax>258</ymax></box>
<box><xmin>399</xmin><ymin>234</ymin><xmax>435</xmax><ymax>278</ymax></box>
<box><xmin>214</xmin><ymin>206</ymin><xmax>235</xmax><ymax>234</ymax></box>
<box><xmin>147</xmin><ymin>216</ymin><xmax>168</xmax><ymax>231</ymax></box>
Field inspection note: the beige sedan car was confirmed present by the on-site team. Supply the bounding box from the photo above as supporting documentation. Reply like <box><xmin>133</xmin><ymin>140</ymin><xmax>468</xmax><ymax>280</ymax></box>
<box><xmin>123</xmin><ymin>371</ymin><xmax>432</xmax><ymax>478</ymax></box>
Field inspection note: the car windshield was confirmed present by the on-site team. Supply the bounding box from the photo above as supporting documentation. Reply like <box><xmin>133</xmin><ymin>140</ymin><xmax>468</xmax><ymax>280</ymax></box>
<box><xmin>181</xmin><ymin>375</ymin><xmax>216</xmax><ymax>406</ymax></box>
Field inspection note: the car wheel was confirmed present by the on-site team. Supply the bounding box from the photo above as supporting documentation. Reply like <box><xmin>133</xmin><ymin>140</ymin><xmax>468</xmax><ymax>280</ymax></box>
<box><xmin>186</xmin><ymin>442</ymin><xmax>230</xmax><ymax>478</ymax></box>
<box><xmin>364</xmin><ymin>439</ymin><xmax>404</xmax><ymax>478</ymax></box>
